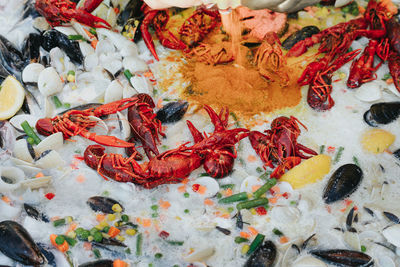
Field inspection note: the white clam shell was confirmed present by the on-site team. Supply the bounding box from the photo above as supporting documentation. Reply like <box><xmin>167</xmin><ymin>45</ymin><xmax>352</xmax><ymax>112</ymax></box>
<box><xmin>35</xmin><ymin>132</ymin><xmax>64</xmax><ymax>156</ymax></box>
<box><xmin>130</xmin><ymin>75</ymin><xmax>153</xmax><ymax>95</ymax></box>
<box><xmin>0</xmin><ymin>166</ymin><xmax>25</xmax><ymax>192</ymax></box>
<box><xmin>20</xmin><ymin>176</ymin><xmax>52</xmax><ymax>190</ymax></box>
<box><xmin>355</xmin><ymin>81</ymin><xmax>383</xmax><ymax>102</ymax></box>
<box><xmin>100</xmin><ymin>56</ymin><xmax>122</xmax><ymax>75</ymax></box>
<box><xmin>292</xmin><ymin>256</ymin><xmax>327</xmax><ymax>267</ymax></box>
<box><xmin>44</xmin><ymin>97</ymin><xmax>54</xmax><ymax>118</ymax></box>
<box><xmin>192</xmin><ymin>176</ymin><xmax>220</xmax><ymax>198</ymax></box>
<box><xmin>122</xmin><ymin>56</ymin><xmax>148</xmax><ymax>73</ymax></box>
<box><xmin>13</xmin><ymin>139</ymin><xmax>35</xmax><ymax>163</ymax></box>
<box><xmin>38</xmin><ymin>67</ymin><xmax>63</xmax><ymax>97</ymax></box>
<box><xmin>270</xmin><ymin>206</ymin><xmax>300</xmax><ymax>224</ymax></box>
<box><xmin>9</xmin><ymin>114</ymin><xmax>39</xmax><ymax>132</ymax></box>
<box><xmin>183</xmin><ymin>247</ymin><xmax>215</xmax><ymax>262</ymax></box>
<box><xmin>96</xmin><ymin>28</ymin><xmax>138</xmax><ymax>57</ymax></box>
<box><xmin>117</xmin><ymin>111</ymin><xmax>131</xmax><ymax>140</ymax></box>
<box><xmin>377</xmin><ymin>255</ymin><xmax>396</xmax><ymax>267</ymax></box>
<box><xmin>35</xmin><ymin>150</ymin><xmax>66</xmax><ymax>169</ymax></box>
<box><xmin>71</xmin><ymin>21</ymin><xmax>92</xmax><ymax>41</ymax></box>
<box><xmin>50</xmin><ymin>47</ymin><xmax>68</xmax><ymax>74</ymax></box>
<box><xmin>54</xmin><ymin>26</ymin><xmax>77</xmax><ymax>36</ymax></box>
<box><xmin>343</xmin><ymin>231</ymin><xmax>361</xmax><ymax>250</ymax></box>
<box><xmin>334</xmin><ymin>0</ymin><xmax>353</xmax><ymax>7</ymax></box>
<box><xmin>119</xmin><ymin>41</ymin><xmax>139</xmax><ymax>57</ymax></box>
<box><xmin>88</xmin><ymin>116</ymin><xmax>109</xmax><ymax>136</ymax></box>
<box><xmin>96</xmin><ymin>39</ymin><xmax>116</xmax><ymax>55</ymax></box>
<box><xmin>104</xmin><ymin>80</ymin><xmax>123</xmax><ymax>103</ymax></box>
<box><xmin>122</xmin><ymin>84</ymin><xmax>138</xmax><ymax>98</ymax></box>
<box><xmin>84</xmin><ymin>54</ymin><xmax>99</xmax><ymax>71</ymax></box>
<box><xmin>22</xmin><ymin>63</ymin><xmax>45</xmax><ymax>83</ymax></box>
<box><xmin>382</xmin><ymin>224</ymin><xmax>400</xmax><ymax>247</ymax></box>
<box><xmin>79</xmin><ymin>42</ymin><xmax>95</xmax><ymax>57</ymax></box>
<box><xmin>240</xmin><ymin>175</ymin><xmax>264</xmax><ymax>193</ymax></box>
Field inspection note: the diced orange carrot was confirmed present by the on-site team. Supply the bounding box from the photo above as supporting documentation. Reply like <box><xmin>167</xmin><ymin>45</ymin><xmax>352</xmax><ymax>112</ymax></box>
<box><xmin>326</xmin><ymin>205</ymin><xmax>332</xmax><ymax>213</ymax></box>
<box><xmin>108</xmin><ymin>226</ymin><xmax>121</xmax><ymax>238</ymax></box>
<box><xmin>204</xmin><ymin>199</ymin><xmax>214</xmax><ymax>206</ymax></box>
<box><xmin>159</xmin><ymin>199</ymin><xmax>171</xmax><ymax>210</ymax></box>
<box><xmin>113</xmin><ymin>259</ymin><xmax>128</xmax><ymax>267</ymax></box>
<box><xmin>269</xmin><ymin>197</ymin><xmax>278</xmax><ymax>204</ymax></box>
<box><xmin>240</xmin><ymin>231</ymin><xmax>251</xmax><ymax>238</ymax></box>
<box><xmin>247</xmin><ymin>155</ymin><xmax>257</xmax><ymax>162</ymax></box>
<box><xmin>157</xmin><ymin>98</ymin><xmax>163</xmax><ymax>109</ymax></box>
<box><xmin>251</xmin><ymin>185</ymin><xmax>261</xmax><ymax>193</ymax></box>
<box><xmin>113</xmin><ymin>7</ymin><xmax>120</xmax><ymax>14</ymax></box>
<box><xmin>177</xmin><ymin>185</ymin><xmax>186</xmax><ymax>192</ymax></box>
<box><xmin>182</xmin><ymin>178</ymin><xmax>189</xmax><ymax>185</ymax></box>
<box><xmin>35</xmin><ymin>172</ymin><xmax>44</xmax><ymax>178</ymax></box>
<box><xmin>248</xmin><ymin>226</ymin><xmax>258</xmax><ymax>236</ymax></box>
<box><xmin>142</xmin><ymin>219</ymin><xmax>152</xmax><ymax>227</ymax></box>
<box><xmin>280</xmin><ymin>236</ymin><xmax>289</xmax><ymax>244</ymax></box>
<box><xmin>386</xmin><ymin>78</ymin><xmax>394</xmax><ymax>84</ymax></box>
<box><xmin>224</xmin><ymin>188</ymin><xmax>233</xmax><ymax>197</ymax></box>
<box><xmin>60</xmin><ymin>77</ymin><xmax>64</xmax><ymax>83</ymax></box>
<box><xmin>91</xmin><ymin>39</ymin><xmax>98</xmax><ymax>49</ymax></box>
<box><xmin>96</xmin><ymin>214</ymin><xmax>106</xmax><ymax>222</ymax></box>
<box><xmin>1</xmin><ymin>195</ymin><xmax>11</xmax><ymax>204</ymax></box>
<box><xmin>65</xmin><ymin>223</ymin><xmax>77</xmax><ymax>234</ymax></box>
<box><xmin>219</xmin><ymin>213</ymin><xmax>230</xmax><ymax>219</ymax></box>
<box><xmin>83</xmin><ymin>242</ymin><xmax>92</xmax><ymax>250</ymax></box>
<box><xmin>143</xmin><ymin>71</ymin><xmax>153</xmax><ymax>77</ymax></box>
<box><xmin>50</xmin><ymin>216</ymin><xmax>61</xmax><ymax>221</ymax></box>
<box><xmin>271</xmin><ymin>185</ymin><xmax>280</xmax><ymax>194</ymax></box>
<box><xmin>197</xmin><ymin>185</ymin><xmax>207</xmax><ymax>195</ymax></box>
<box><xmin>50</xmin><ymin>234</ymin><xmax>69</xmax><ymax>253</ymax></box>
<box><xmin>76</xmin><ymin>174</ymin><xmax>85</xmax><ymax>183</ymax></box>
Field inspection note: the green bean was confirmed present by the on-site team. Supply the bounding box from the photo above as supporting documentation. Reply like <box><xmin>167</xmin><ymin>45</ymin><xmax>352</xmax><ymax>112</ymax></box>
<box><xmin>247</xmin><ymin>234</ymin><xmax>265</xmax><ymax>255</ymax></box>
<box><xmin>52</xmin><ymin>95</ymin><xmax>63</xmax><ymax>108</ymax></box>
<box><xmin>236</xmin><ymin>198</ymin><xmax>269</xmax><ymax>210</ymax></box>
<box><xmin>53</xmin><ymin>218</ymin><xmax>66</xmax><ymax>227</ymax></box>
<box><xmin>234</xmin><ymin>237</ymin><xmax>249</xmax><ymax>244</ymax></box>
<box><xmin>124</xmin><ymin>69</ymin><xmax>133</xmax><ymax>81</ymax></box>
<box><xmin>21</xmin><ymin>120</ymin><xmax>41</xmax><ymax>145</ymax></box>
<box><xmin>253</xmin><ymin>178</ymin><xmax>277</xmax><ymax>199</ymax></box>
<box><xmin>218</xmin><ymin>192</ymin><xmax>248</xmax><ymax>204</ymax></box>
<box><xmin>136</xmin><ymin>233</ymin><xmax>142</xmax><ymax>256</ymax></box>
<box><xmin>165</xmin><ymin>240</ymin><xmax>184</xmax><ymax>246</ymax></box>
<box><xmin>68</xmin><ymin>35</ymin><xmax>85</xmax><ymax>41</ymax></box>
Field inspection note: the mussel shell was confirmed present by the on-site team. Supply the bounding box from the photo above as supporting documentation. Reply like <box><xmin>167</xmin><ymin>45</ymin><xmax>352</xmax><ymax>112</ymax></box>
<box><xmin>42</xmin><ymin>30</ymin><xmax>83</xmax><ymax>65</ymax></box>
<box><xmin>87</xmin><ymin>196</ymin><xmax>124</xmax><ymax>214</ymax></box>
<box><xmin>0</xmin><ymin>220</ymin><xmax>46</xmax><ymax>265</ymax></box>
<box><xmin>24</xmin><ymin>203</ymin><xmax>49</xmax><ymax>222</ymax></box>
<box><xmin>310</xmin><ymin>249</ymin><xmax>373</xmax><ymax>267</ymax></box>
<box><xmin>282</xmin><ymin>26</ymin><xmax>320</xmax><ymax>50</ymax></box>
<box><xmin>363</xmin><ymin>110</ymin><xmax>378</xmax><ymax>127</ymax></box>
<box><xmin>394</xmin><ymin>148</ymin><xmax>400</xmax><ymax>160</ymax></box>
<box><xmin>0</xmin><ymin>35</ymin><xmax>26</xmax><ymax>78</ymax></box>
<box><xmin>156</xmin><ymin>100</ymin><xmax>189</xmax><ymax>123</ymax></box>
<box><xmin>117</xmin><ymin>0</ymin><xmax>144</xmax><ymax>26</ymax></box>
<box><xmin>78</xmin><ymin>259</ymin><xmax>113</xmax><ymax>267</ymax></box>
<box><xmin>244</xmin><ymin>240</ymin><xmax>277</xmax><ymax>267</ymax></box>
<box><xmin>22</xmin><ymin>33</ymin><xmax>42</xmax><ymax>63</ymax></box>
<box><xmin>323</xmin><ymin>164</ymin><xmax>363</xmax><ymax>204</ymax></box>
<box><xmin>368</xmin><ymin>102</ymin><xmax>400</xmax><ymax>125</ymax></box>
<box><xmin>37</xmin><ymin>243</ymin><xmax>56</xmax><ymax>267</ymax></box>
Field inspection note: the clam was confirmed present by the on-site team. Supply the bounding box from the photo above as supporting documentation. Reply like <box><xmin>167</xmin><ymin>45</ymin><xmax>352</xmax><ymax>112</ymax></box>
<box><xmin>9</xmin><ymin>114</ymin><xmax>39</xmax><ymax>133</ymax></box>
<box><xmin>78</xmin><ymin>259</ymin><xmax>113</xmax><ymax>267</ymax></box>
<box><xmin>32</xmin><ymin>17</ymin><xmax>50</xmax><ymax>32</ymax></box>
<box><xmin>34</xmin><ymin>132</ymin><xmax>63</xmax><ymax>156</ymax></box>
<box><xmin>130</xmin><ymin>75</ymin><xmax>153</xmax><ymax>95</ymax></box>
<box><xmin>116</xmin><ymin>111</ymin><xmax>131</xmax><ymax>141</ymax></box>
<box><xmin>96</xmin><ymin>39</ymin><xmax>116</xmax><ymax>55</ymax></box>
<box><xmin>183</xmin><ymin>246</ymin><xmax>215</xmax><ymax>262</ymax></box>
<box><xmin>38</xmin><ymin>67</ymin><xmax>63</xmax><ymax>97</ymax></box>
<box><xmin>310</xmin><ymin>249</ymin><xmax>373</xmax><ymax>266</ymax></box>
<box><xmin>79</xmin><ymin>42</ymin><xmax>95</xmax><ymax>57</ymax></box>
<box><xmin>382</xmin><ymin>224</ymin><xmax>400</xmax><ymax>247</ymax></box>
<box><xmin>0</xmin><ymin>166</ymin><xmax>25</xmax><ymax>191</ymax></box>
<box><xmin>122</xmin><ymin>56</ymin><xmax>148</xmax><ymax>73</ymax></box>
<box><xmin>343</xmin><ymin>231</ymin><xmax>361</xmax><ymax>251</ymax></box>
<box><xmin>355</xmin><ymin>81</ymin><xmax>382</xmax><ymax>102</ymax></box>
<box><xmin>13</xmin><ymin>139</ymin><xmax>35</xmax><ymax>163</ymax></box>
<box><xmin>104</xmin><ymin>80</ymin><xmax>123</xmax><ymax>103</ymax></box>
<box><xmin>122</xmin><ymin>83</ymin><xmax>138</xmax><ymax>99</ymax></box>
<box><xmin>323</xmin><ymin>164</ymin><xmax>363</xmax><ymax>204</ymax></box>
<box><xmin>292</xmin><ymin>256</ymin><xmax>327</xmax><ymax>267</ymax></box>
<box><xmin>156</xmin><ymin>100</ymin><xmax>189</xmax><ymax>123</ymax></box>
<box><xmin>22</xmin><ymin>63</ymin><xmax>44</xmax><ymax>84</ymax></box>
<box><xmin>96</xmin><ymin>28</ymin><xmax>138</xmax><ymax>57</ymax></box>
<box><xmin>87</xmin><ymin>196</ymin><xmax>124</xmax><ymax>214</ymax></box>
<box><xmin>35</xmin><ymin>150</ymin><xmax>65</xmax><ymax>169</ymax></box>
<box><xmin>0</xmin><ymin>220</ymin><xmax>46</xmax><ymax>265</ymax></box>
<box><xmin>244</xmin><ymin>240</ymin><xmax>277</xmax><ymax>267</ymax></box>
<box><xmin>0</xmin><ymin>120</ymin><xmax>15</xmax><ymax>154</ymax></box>
<box><xmin>84</xmin><ymin>53</ymin><xmax>99</xmax><ymax>71</ymax></box>
<box><xmin>192</xmin><ymin>176</ymin><xmax>220</xmax><ymax>198</ymax></box>
<box><xmin>99</xmin><ymin>54</ymin><xmax>123</xmax><ymax>76</ymax></box>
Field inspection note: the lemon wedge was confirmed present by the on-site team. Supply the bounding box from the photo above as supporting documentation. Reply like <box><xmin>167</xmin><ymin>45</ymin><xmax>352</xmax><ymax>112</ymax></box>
<box><xmin>361</xmin><ymin>129</ymin><xmax>395</xmax><ymax>154</ymax></box>
<box><xmin>0</xmin><ymin>76</ymin><xmax>25</xmax><ymax>120</ymax></box>
<box><xmin>280</xmin><ymin>155</ymin><xmax>332</xmax><ymax>189</ymax></box>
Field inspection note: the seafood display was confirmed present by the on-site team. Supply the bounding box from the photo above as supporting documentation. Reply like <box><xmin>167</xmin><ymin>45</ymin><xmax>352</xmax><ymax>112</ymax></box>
<box><xmin>0</xmin><ymin>0</ymin><xmax>400</xmax><ymax>266</ymax></box>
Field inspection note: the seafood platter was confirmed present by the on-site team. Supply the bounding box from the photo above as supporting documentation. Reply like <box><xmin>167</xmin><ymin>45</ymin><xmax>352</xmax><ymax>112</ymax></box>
<box><xmin>1</xmin><ymin>0</ymin><xmax>400</xmax><ymax>266</ymax></box>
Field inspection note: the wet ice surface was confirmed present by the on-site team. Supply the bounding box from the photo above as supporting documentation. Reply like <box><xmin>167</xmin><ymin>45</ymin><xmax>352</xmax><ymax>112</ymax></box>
<box><xmin>1</xmin><ymin>1</ymin><xmax>400</xmax><ymax>266</ymax></box>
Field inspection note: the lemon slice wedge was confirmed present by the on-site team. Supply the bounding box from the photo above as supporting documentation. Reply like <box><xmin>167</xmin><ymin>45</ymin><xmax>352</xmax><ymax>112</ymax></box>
<box><xmin>0</xmin><ymin>76</ymin><xmax>25</xmax><ymax>120</ymax></box>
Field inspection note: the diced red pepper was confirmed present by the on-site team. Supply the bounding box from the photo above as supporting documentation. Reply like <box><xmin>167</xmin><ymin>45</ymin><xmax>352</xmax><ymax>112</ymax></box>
<box><xmin>327</xmin><ymin>146</ymin><xmax>336</xmax><ymax>153</ymax></box>
<box><xmin>159</xmin><ymin>230</ymin><xmax>170</xmax><ymax>239</ymax></box>
<box><xmin>255</xmin><ymin>206</ymin><xmax>267</xmax><ymax>216</ymax></box>
<box><xmin>45</xmin><ymin>193</ymin><xmax>55</xmax><ymax>200</ymax></box>
<box><xmin>192</xmin><ymin>184</ymin><xmax>200</xmax><ymax>192</ymax></box>
<box><xmin>282</xmin><ymin>192</ymin><xmax>290</xmax><ymax>199</ymax></box>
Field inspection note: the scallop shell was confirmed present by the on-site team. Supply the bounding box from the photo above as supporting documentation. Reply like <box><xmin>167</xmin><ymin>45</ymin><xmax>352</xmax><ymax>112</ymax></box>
<box><xmin>38</xmin><ymin>67</ymin><xmax>63</xmax><ymax>97</ymax></box>
<box><xmin>192</xmin><ymin>176</ymin><xmax>220</xmax><ymax>198</ymax></box>
<box><xmin>0</xmin><ymin>166</ymin><xmax>25</xmax><ymax>191</ymax></box>
<box><xmin>22</xmin><ymin>63</ymin><xmax>45</xmax><ymax>84</ymax></box>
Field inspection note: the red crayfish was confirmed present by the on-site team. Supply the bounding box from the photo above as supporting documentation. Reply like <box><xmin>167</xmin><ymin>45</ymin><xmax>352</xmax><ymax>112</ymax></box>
<box><xmin>84</xmin><ymin>105</ymin><xmax>248</xmax><ymax>189</ymax></box>
<box><xmin>36</xmin><ymin>97</ymin><xmax>140</xmax><ymax>148</ymax></box>
<box><xmin>35</xmin><ymin>0</ymin><xmax>111</xmax><ymax>28</ymax></box>
<box><xmin>249</xmin><ymin>116</ymin><xmax>317</xmax><ymax>178</ymax></box>
<box><xmin>141</xmin><ymin>4</ymin><xmax>221</xmax><ymax>61</ymax></box>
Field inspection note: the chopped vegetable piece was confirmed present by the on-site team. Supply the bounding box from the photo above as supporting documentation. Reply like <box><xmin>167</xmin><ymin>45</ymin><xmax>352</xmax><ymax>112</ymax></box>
<box><xmin>55</xmin><ymin>235</ymin><xmax>65</xmax><ymax>245</ymax></box>
<box><xmin>333</xmin><ymin>146</ymin><xmax>345</xmax><ymax>164</ymax></box>
<box><xmin>151</xmin><ymin>205</ymin><xmax>158</xmax><ymax>211</ymax></box>
<box><xmin>113</xmin><ymin>259</ymin><xmax>128</xmax><ymax>267</ymax></box>
<box><xmin>235</xmin><ymin>237</ymin><xmax>249</xmax><ymax>243</ymax></box>
<box><xmin>21</xmin><ymin>120</ymin><xmax>41</xmax><ymax>145</ymax></box>
<box><xmin>221</xmin><ymin>184</ymin><xmax>235</xmax><ymax>189</ymax></box>
<box><xmin>53</xmin><ymin>218</ymin><xmax>66</xmax><ymax>227</ymax></box>
<box><xmin>155</xmin><ymin>253</ymin><xmax>163</xmax><ymax>259</ymax></box>
<box><xmin>93</xmin><ymin>248</ymin><xmax>101</xmax><ymax>259</ymax></box>
<box><xmin>68</xmin><ymin>34</ymin><xmax>85</xmax><ymax>41</ymax></box>
<box><xmin>124</xmin><ymin>70</ymin><xmax>133</xmax><ymax>81</ymax></box>
<box><xmin>241</xmin><ymin>244</ymin><xmax>250</xmax><ymax>254</ymax></box>
<box><xmin>166</xmin><ymin>240</ymin><xmax>184</xmax><ymax>246</ymax></box>
<box><xmin>62</xmin><ymin>235</ymin><xmax>77</xmax><ymax>247</ymax></box>
<box><xmin>50</xmin><ymin>234</ymin><xmax>69</xmax><ymax>252</ymax></box>
<box><xmin>76</xmin><ymin>228</ymin><xmax>90</xmax><ymax>240</ymax></box>
<box><xmin>361</xmin><ymin>245</ymin><xmax>366</xmax><ymax>252</ymax></box>
<box><xmin>253</xmin><ymin>178</ymin><xmax>277</xmax><ymax>199</ymax></box>
<box><xmin>219</xmin><ymin>192</ymin><xmax>248</xmax><ymax>204</ymax></box>
<box><xmin>136</xmin><ymin>233</ymin><xmax>143</xmax><ymax>256</ymax></box>
<box><xmin>237</xmin><ymin>198</ymin><xmax>269</xmax><ymax>210</ymax></box>
<box><xmin>184</xmin><ymin>209</ymin><xmax>189</xmax><ymax>214</ymax></box>
<box><xmin>126</xmin><ymin>229</ymin><xmax>137</xmax><ymax>236</ymax></box>
<box><xmin>353</xmin><ymin>156</ymin><xmax>360</xmax><ymax>167</ymax></box>
<box><xmin>256</xmin><ymin>167</ymin><xmax>263</xmax><ymax>173</ymax></box>
<box><xmin>382</xmin><ymin>73</ymin><xmax>391</xmax><ymax>81</ymax></box>
<box><xmin>27</xmin><ymin>137</ymin><xmax>34</xmax><ymax>145</ymax></box>
<box><xmin>272</xmin><ymin>228</ymin><xmax>283</xmax><ymax>236</ymax></box>
<box><xmin>112</xmin><ymin>204</ymin><xmax>123</xmax><ymax>213</ymax></box>
<box><xmin>183</xmin><ymin>192</ymin><xmax>190</xmax><ymax>198</ymax></box>
<box><xmin>121</xmin><ymin>214</ymin><xmax>129</xmax><ymax>222</ymax></box>
<box><xmin>108</xmin><ymin>226</ymin><xmax>121</xmax><ymax>238</ymax></box>
<box><xmin>247</xmin><ymin>233</ymin><xmax>265</xmax><ymax>255</ymax></box>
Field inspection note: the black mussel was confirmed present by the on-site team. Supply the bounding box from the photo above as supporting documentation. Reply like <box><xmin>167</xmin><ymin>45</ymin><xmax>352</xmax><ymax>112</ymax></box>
<box><xmin>117</xmin><ymin>0</ymin><xmax>144</xmax><ymax>26</ymax></box>
<box><xmin>58</xmin><ymin>103</ymin><xmax>103</xmax><ymax>115</ymax></box>
<box><xmin>24</xmin><ymin>203</ymin><xmax>49</xmax><ymax>222</ymax></box>
<box><xmin>0</xmin><ymin>220</ymin><xmax>46</xmax><ymax>265</ymax></box>
<box><xmin>311</xmin><ymin>249</ymin><xmax>373</xmax><ymax>267</ymax></box>
<box><xmin>22</xmin><ymin>0</ymin><xmax>40</xmax><ymax>20</ymax></box>
<box><xmin>383</xmin><ymin>211</ymin><xmax>400</xmax><ymax>224</ymax></box>
<box><xmin>78</xmin><ymin>259</ymin><xmax>113</xmax><ymax>267</ymax></box>
<box><xmin>121</xmin><ymin>18</ymin><xmax>143</xmax><ymax>43</ymax></box>
<box><xmin>0</xmin><ymin>35</ymin><xmax>26</xmax><ymax>78</ymax></box>
<box><xmin>282</xmin><ymin>26</ymin><xmax>320</xmax><ymax>50</ymax></box>
<box><xmin>323</xmin><ymin>164</ymin><xmax>363</xmax><ymax>204</ymax></box>
<box><xmin>364</xmin><ymin>102</ymin><xmax>400</xmax><ymax>126</ymax></box>
<box><xmin>37</xmin><ymin>243</ymin><xmax>56</xmax><ymax>267</ymax></box>
<box><xmin>42</xmin><ymin>30</ymin><xmax>83</xmax><ymax>65</ymax></box>
<box><xmin>22</xmin><ymin>33</ymin><xmax>42</xmax><ymax>63</ymax></box>
<box><xmin>244</xmin><ymin>240</ymin><xmax>277</xmax><ymax>267</ymax></box>
<box><xmin>394</xmin><ymin>148</ymin><xmax>400</xmax><ymax>160</ymax></box>
<box><xmin>156</xmin><ymin>100</ymin><xmax>189</xmax><ymax>123</ymax></box>
<box><xmin>87</xmin><ymin>196</ymin><xmax>124</xmax><ymax>214</ymax></box>
<box><xmin>96</xmin><ymin>238</ymin><xmax>127</xmax><ymax>247</ymax></box>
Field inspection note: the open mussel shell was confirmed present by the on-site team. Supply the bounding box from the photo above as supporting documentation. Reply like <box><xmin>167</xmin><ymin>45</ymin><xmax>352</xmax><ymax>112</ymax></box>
<box><xmin>0</xmin><ymin>166</ymin><xmax>25</xmax><ymax>191</ymax></box>
<box><xmin>363</xmin><ymin>102</ymin><xmax>400</xmax><ymax>126</ymax></box>
<box><xmin>382</xmin><ymin>224</ymin><xmax>400</xmax><ymax>247</ymax></box>
<box><xmin>87</xmin><ymin>196</ymin><xmax>124</xmax><ymax>214</ymax></box>
<box><xmin>0</xmin><ymin>220</ymin><xmax>46</xmax><ymax>265</ymax></box>
<box><xmin>244</xmin><ymin>240</ymin><xmax>277</xmax><ymax>267</ymax></box>
<box><xmin>78</xmin><ymin>259</ymin><xmax>113</xmax><ymax>267</ymax></box>
<box><xmin>156</xmin><ymin>100</ymin><xmax>189</xmax><ymax>123</ymax></box>
<box><xmin>23</xmin><ymin>203</ymin><xmax>49</xmax><ymax>222</ymax></box>
<box><xmin>323</xmin><ymin>164</ymin><xmax>363</xmax><ymax>204</ymax></box>
<box><xmin>310</xmin><ymin>249</ymin><xmax>373</xmax><ymax>267</ymax></box>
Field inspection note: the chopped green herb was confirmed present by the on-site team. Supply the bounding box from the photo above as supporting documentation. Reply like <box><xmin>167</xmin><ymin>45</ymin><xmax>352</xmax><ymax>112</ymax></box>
<box><xmin>382</xmin><ymin>73</ymin><xmax>392</xmax><ymax>81</ymax></box>
<box><xmin>67</xmin><ymin>70</ymin><xmax>75</xmax><ymax>76</ymax></box>
<box><xmin>216</xmin><ymin>192</ymin><xmax>222</xmax><ymax>199</ymax></box>
<box><xmin>155</xmin><ymin>253</ymin><xmax>163</xmax><ymax>259</ymax></box>
<box><xmin>161</xmin><ymin>145</ymin><xmax>169</xmax><ymax>150</ymax></box>
<box><xmin>125</xmin><ymin>248</ymin><xmax>131</xmax><ymax>254</ymax></box>
<box><xmin>237</xmin><ymin>198</ymin><xmax>269</xmax><ymax>210</ymax></box>
<box><xmin>151</xmin><ymin>213</ymin><xmax>158</xmax><ymax>218</ymax></box>
<box><xmin>93</xmin><ymin>248</ymin><xmax>101</xmax><ymax>259</ymax></box>
<box><xmin>63</xmin><ymin>103</ymin><xmax>71</xmax><ymax>109</ymax></box>
<box><xmin>52</xmin><ymin>95</ymin><xmax>63</xmax><ymax>108</ymax></box>
<box><xmin>184</xmin><ymin>209</ymin><xmax>190</xmax><ymax>214</ymax></box>
<box><xmin>221</xmin><ymin>184</ymin><xmax>235</xmax><ymax>190</ymax></box>
<box><xmin>124</xmin><ymin>69</ymin><xmax>133</xmax><ymax>81</ymax></box>
<box><xmin>89</xmin><ymin>28</ymin><xmax>97</xmax><ymax>36</ymax></box>
<box><xmin>353</xmin><ymin>156</ymin><xmax>360</xmax><ymax>167</ymax></box>
<box><xmin>68</xmin><ymin>34</ymin><xmax>85</xmax><ymax>41</ymax></box>
<box><xmin>290</xmin><ymin>200</ymin><xmax>297</xmax><ymax>206</ymax></box>
<box><xmin>76</xmin><ymin>228</ymin><xmax>90</xmax><ymax>240</ymax></box>
<box><xmin>234</xmin><ymin>237</ymin><xmax>249</xmax><ymax>243</ymax></box>
<box><xmin>219</xmin><ymin>192</ymin><xmax>248</xmax><ymax>204</ymax></box>
<box><xmin>53</xmin><ymin>218</ymin><xmax>66</xmax><ymax>227</ymax></box>
<box><xmin>247</xmin><ymin>234</ymin><xmax>265</xmax><ymax>255</ymax></box>
<box><xmin>256</xmin><ymin>167</ymin><xmax>264</xmax><ymax>173</ymax></box>
<box><xmin>62</xmin><ymin>235</ymin><xmax>77</xmax><ymax>247</ymax></box>
<box><xmin>151</xmin><ymin>205</ymin><xmax>158</xmax><ymax>211</ymax></box>
<box><xmin>183</xmin><ymin>192</ymin><xmax>190</xmax><ymax>198</ymax></box>
<box><xmin>319</xmin><ymin>145</ymin><xmax>325</xmax><ymax>154</ymax></box>
<box><xmin>121</xmin><ymin>214</ymin><xmax>129</xmax><ymax>222</ymax></box>
<box><xmin>227</xmin><ymin>207</ymin><xmax>234</xmax><ymax>213</ymax></box>
<box><xmin>230</xmin><ymin>112</ymin><xmax>241</xmax><ymax>127</ymax></box>
<box><xmin>166</xmin><ymin>240</ymin><xmax>184</xmax><ymax>246</ymax></box>
<box><xmin>102</xmin><ymin>226</ymin><xmax>110</xmax><ymax>233</ymax></box>
<box><xmin>102</xmin><ymin>191</ymin><xmax>109</xmax><ymax>196</ymax></box>
<box><xmin>361</xmin><ymin>245</ymin><xmax>366</xmax><ymax>252</ymax></box>
<box><xmin>199</xmin><ymin>173</ymin><xmax>210</xmax><ymax>177</ymax></box>
<box><xmin>333</xmin><ymin>146</ymin><xmax>345</xmax><ymax>164</ymax></box>
<box><xmin>272</xmin><ymin>228</ymin><xmax>284</xmax><ymax>237</ymax></box>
